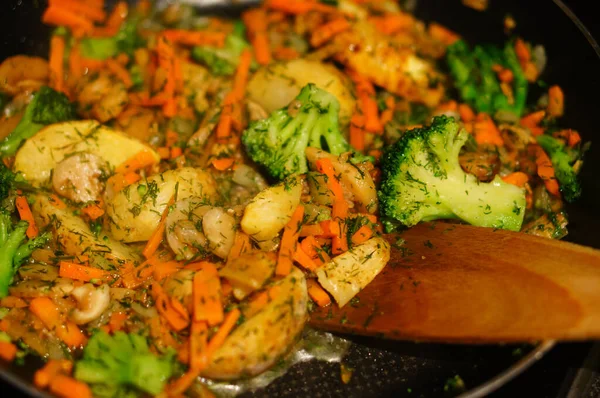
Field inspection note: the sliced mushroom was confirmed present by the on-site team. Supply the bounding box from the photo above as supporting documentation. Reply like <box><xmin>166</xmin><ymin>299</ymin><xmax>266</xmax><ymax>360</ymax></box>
<box><xmin>70</xmin><ymin>284</ymin><xmax>110</xmax><ymax>325</ymax></box>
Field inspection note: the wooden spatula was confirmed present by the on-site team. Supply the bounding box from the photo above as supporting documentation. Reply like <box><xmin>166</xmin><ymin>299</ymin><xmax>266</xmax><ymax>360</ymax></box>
<box><xmin>308</xmin><ymin>222</ymin><xmax>600</xmax><ymax>343</ymax></box>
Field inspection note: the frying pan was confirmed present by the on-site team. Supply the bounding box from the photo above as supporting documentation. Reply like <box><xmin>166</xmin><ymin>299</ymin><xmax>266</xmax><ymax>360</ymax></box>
<box><xmin>1</xmin><ymin>0</ymin><xmax>599</xmax><ymax>396</ymax></box>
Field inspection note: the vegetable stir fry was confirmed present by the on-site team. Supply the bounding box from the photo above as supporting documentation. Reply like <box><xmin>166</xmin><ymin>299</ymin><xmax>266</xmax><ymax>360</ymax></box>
<box><xmin>0</xmin><ymin>0</ymin><xmax>587</xmax><ymax>396</ymax></box>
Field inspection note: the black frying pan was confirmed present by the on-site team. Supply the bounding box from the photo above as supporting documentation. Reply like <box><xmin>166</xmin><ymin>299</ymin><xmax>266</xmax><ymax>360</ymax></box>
<box><xmin>1</xmin><ymin>0</ymin><xmax>599</xmax><ymax>396</ymax></box>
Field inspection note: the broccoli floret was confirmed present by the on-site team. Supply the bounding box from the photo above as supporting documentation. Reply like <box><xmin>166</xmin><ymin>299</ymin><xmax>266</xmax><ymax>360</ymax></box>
<box><xmin>242</xmin><ymin>83</ymin><xmax>350</xmax><ymax>180</ymax></box>
<box><xmin>447</xmin><ymin>40</ymin><xmax>528</xmax><ymax>117</ymax></box>
<box><xmin>80</xmin><ymin>18</ymin><xmax>144</xmax><ymax>60</ymax></box>
<box><xmin>378</xmin><ymin>116</ymin><xmax>526</xmax><ymax>232</ymax></box>
<box><xmin>0</xmin><ymin>86</ymin><xmax>75</xmax><ymax>157</ymax></box>
<box><xmin>192</xmin><ymin>21</ymin><xmax>253</xmax><ymax>76</ymax></box>
<box><xmin>536</xmin><ymin>135</ymin><xmax>582</xmax><ymax>202</ymax></box>
<box><xmin>74</xmin><ymin>331</ymin><xmax>174</xmax><ymax>397</ymax></box>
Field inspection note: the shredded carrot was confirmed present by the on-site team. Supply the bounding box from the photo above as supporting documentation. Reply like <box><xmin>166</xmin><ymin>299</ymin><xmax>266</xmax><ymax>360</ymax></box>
<box><xmin>547</xmin><ymin>85</ymin><xmax>564</xmax><ymax>118</ymax></box>
<box><xmin>42</xmin><ymin>6</ymin><xmax>94</xmax><ymax>35</ymax></box>
<box><xmin>106</xmin><ymin>59</ymin><xmax>133</xmax><ymax>88</ymax></box>
<box><xmin>211</xmin><ymin>157</ymin><xmax>236</xmax><ymax>171</ymax></box>
<box><xmin>189</xmin><ymin>320</ymin><xmax>208</xmax><ymax>370</ymax></box>
<box><xmin>350</xmin><ymin>114</ymin><xmax>366</xmax><ymax>152</ymax></box>
<box><xmin>34</xmin><ymin>359</ymin><xmax>73</xmax><ymax>388</ymax></box>
<box><xmin>82</xmin><ymin>204</ymin><xmax>104</xmax><ymax>220</ymax></box>
<box><xmin>80</xmin><ymin>57</ymin><xmax>106</xmax><ymax>71</ymax></box>
<box><xmin>458</xmin><ymin>103</ymin><xmax>476</xmax><ymax>123</ymax></box>
<box><xmin>299</xmin><ymin>223</ymin><xmax>325</xmax><ymax>237</ymax></box>
<box><xmin>319</xmin><ymin>219</ymin><xmax>341</xmax><ymax>238</ymax></box>
<box><xmin>151</xmin><ymin>282</ymin><xmax>189</xmax><ymax>331</ymax></box>
<box><xmin>29</xmin><ymin>297</ymin><xmax>86</xmax><ymax>348</ymax></box>
<box><xmin>369</xmin><ymin>12</ymin><xmax>415</xmax><ymax>35</ymax></box>
<box><xmin>243</xmin><ymin>9</ymin><xmax>271</xmax><ymax>65</ymax></box>
<box><xmin>204</xmin><ymin>308</ymin><xmax>241</xmax><ymax>360</ymax></box>
<box><xmin>331</xmin><ymin>221</ymin><xmax>348</xmax><ymax>255</ymax></box>
<box><xmin>15</xmin><ymin>196</ymin><xmax>38</xmax><ymax>238</ymax></box>
<box><xmin>153</xmin><ymin>260</ymin><xmax>182</xmax><ymax>281</ymax></box>
<box><xmin>115</xmin><ymin>150</ymin><xmax>157</xmax><ymax>174</ymax></box>
<box><xmin>142</xmin><ymin>196</ymin><xmax>175</xmax><ymax>259</ymax></box>
<box><xmin>228</xmin><ymin>231</ymin><xmax>251</xmax><ymax>259</ymax></box>
<box><xmin>106</xmin><ymin>1</ymin><xmax>128</xmax><ymax>29</ymax></box>
<box><xmin>68</xmin><ymin>42</ymin><xmax>82</xmax><ymax>80</ymax></box>
<box><xmin>216</xmin><ymin>99</ymin><xmax>234</xmax><ymax>140</ymax></box>
<box><xmin>48</xmin><ymin>374</ymin><xmax>92</xmax><ymax>398</ymax></box>
<box><xmin>162</xmin><ymin>29</ymin><xmax>227</xmax><ymax>47</ymax></box>
<box><xmin>332</xmin><ymin>198</ymin><xmax>349</xmax><ymax>220</ymax></box>
<box><xmin>351</xmin><ymin>225</ymin><xmax>374</xmax><ymax>245</ymax></box>
<box><xmin>293</xmin><ymin>245</ymin><xmax>319</xmax><ymax>271</ymax></box>
<box><xmin>535</xmin><ymin>146</ymin><xmax>560</xmax><ymax>197</ymax></box>
<box><xmin>276</xmin><ymin>205</ymin><xmax>305</xmax><ymax>276</ymax></box>
<box><xmin>49</xmin><ymin>35</ymin><xmax>66</xmax><ymax>94</ymax></box>
<box><xmin>306</xmin><ymin>279</ymin><xmax>331</xmax><ymax>307</ymax></box>
<box><xmin>520</xmin><ymin>110</ymin><xmax>546</xmax><ymax>136</ymax></box>
<box><xmin>106</xmin><ymin>172</ymin><xmax>141</xmax><ymax>193</ymax></box>
<box><xmin>300</xmin><ymin>236</ymin><xmax>330</xmax><ymax>265</ymax></box>
<box><xmin>108</xmin><ymin>312</ymin><xmax>127</xmax><ymax>333</ymax></box>
<box><xmin>59</xmin><ymin>261</ymin><xmax>112</xmax><ymax>283</ymax></box>
<box><xmin>310</xmin><ymin>18</ymin><xmax>350</xmax><ymax>47</ymax></box>
<box><xmin>502</xmin><ymin>171</ymin><xmax>529</xmax><ymax>187</ymax></box>
<box><xmin>514</xmin><ymin>38</ymin><xmax>530</xmax><ymax>66</ymax></box>
<box><xmin>193</xmin><ymin>266</ymin><xmax>223</xmax><ymax>326</ymax></box>
<box><xmin>497</xmin><ymin>68</ymin><xmax>514</xmax><ymax>83</ymax></box>
<box><xmin>266</xmin><ymin>0</ymin><xmax>337</xmax><ymax>14</ymax></box>
<box><xmin>273</xmin><ymin>46</ymin><xmax>299</xmax><ymax>60</ymax></box>
<box><xmin>435</xmin><ymin>100</ymin><xmax>458</xmax><ymax>113</ymax></box>
<box><xmin>473</xmin><ymin>112</ymin><xmax>504</xmax><ymax>146</ymax></box>
<box><xmin>0</xmin><ymin>296</ymin><xmax>28</xmax><ymax>308</ymax></box>
<box><xmin>48</xmin><ymin>0</ymin><xmax>106</xmax><ymax>23</ymax></box>
<box><xmin>315</xmin><ymin>158</ymin><xmax>344</xmax><ymax>202</ymax></box>
<box><xmin>0</xmin><ymin>341</ymin><xmax>17</xmax><ymax>362</ymax></box>
<box><xmin>428</xmin><ymin>22</ymin><xmax>460</xmax><ymax>45</ymax></box>
<box><xmin>231</xmin><ymin>49</ymin><xmax>253</xmax><ymax>102</ymax></box>
<box><xmin>347</xmin><ymin>69</ymin><xmax>382</xmax><ymax>133</ymax></box>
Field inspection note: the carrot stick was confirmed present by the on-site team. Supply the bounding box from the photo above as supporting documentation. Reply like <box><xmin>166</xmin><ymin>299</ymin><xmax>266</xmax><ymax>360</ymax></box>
<box><xmin>231</xmin><ymin>49</ymin><xmax>253</xmax><ymax>102</ymax></box>
<box><xmin>351</xmin><ymin>225</ymin><xmax>374</xmax><ymax>245</ymax></box>
<box><xmin>48</xmin><ymin>0</ymin><xmax>106</xmax><ymax>23</ymax></box>
<box><xmin>315</xmin><ymin>158</ymin><xmax>344</xmax><ymax>202</ymax></box>
<box><xmin>142</xmin><ymin>196</ymin><xmax>175</xmax><ymax>259</ymax></box>
<box><xmin>502</xmin><ymin>171</ymin><xmax>529</xmax><ymax>187</ymax></box>
<box><xmin>211</xmin><ymin>157</ymin><xmax>235</xmax><ymax>171</ymax></box>
<box><xmin>474</xmin><ymin>112</ymin><xmax>504</xmax><ymax>146</ymax></box>
<box><xmin>369</xmin><ymin>13</ymin><xmax>415</xmax><ymax>35</ymax></box>
<box><xmin>204</xmin><ymin>308</ymin><xmax>241</xmax><ymax>360</ymax></box>
<box><xmin>115</xmin><ymin>150</ymin><xmax>157</xmax><ymax>174</ymax></box>
<box><xmin>106</xmin><ymin>172</ymin><xmax>141</xmax><ymax>194</ymax></box>
<box><xmin>189</xmin><ymin>320</ymin><xmax>208</xmax><ymax>370</ymax></box>
<box><xmin>106</xmin><ymin>59</ymin><xmax>133</xmax><ymax>89</ymax></box>
<box><xmin>242</xmin><ymin>9</ymin><xmax>271</xmax><ymax>65</ymax></box>
<box><xmin>216</xmin><ymin>102</ymin><xmax>234</xmax><ymax>140</ymax></box>
<box><xmin>347</xmin><ymin>69</ymin><xmax>382</xmax><ymax>133</ymax></box>
<box><xmin>228</xmin><ymin>231</ymin><xmax>251</xmax><ymax>259</ymax></box>
<box><xmin>266</xmin><ymin>0</ymin><xmax>337</xmax><ymax>14</ymax></box>
<box><xmin>350</xmin><ymin>114</ymin><xmax>366</xmax><ymax>151</ymax></box>
<box><xmin>428</xmin><ymin>22</ymin><xmax>460</xmax><ymax>45</ymax></box>
<box><xmin>153</xmin><ymin>260</ymin><xmax>182</xmax><ymax>281</ymax></box>
<box><xmin>520</xmin><ymin>110</ymin><xmax>546</xmax><ymax>128</ymax></box>
<box><xmin>82</xmin><ymin>204</ymin><xmax>104</xmax><ymax>220</ymax></box>
<box><xmin>306</xmin><ymin>279</ymin><xmax>331</xmax><ymax>307</ymax></box>
<box><xmin>276</xmin><ymin>205</ymin><xmax>305</xmax><ymax>276</ymax></box>
<box><xmin>535</xmin><ymin>146</ymin><xmax>561</xmax><ymax>197</ymax></box>
<box><xmin>48</xmin><ymin>375</ymin><xmax>92</xmax><ymax>398</ymax></box>
<box><xmin>310</xmin><ymin>18</ymin><xmax>350</xmax><ymax>47</ymax></box>
<box><xmin>273</xmin><ymin>46</ymin><xmax>299</xmax><ymax>61</ymax></box>
<box><xmin>170</xmin><ymin>146</ymin><xmax>183</xmax><ymax>159</ymax></box>
<box><xmin>29</xmin><ymin>297</ymin><xmax>86</xmax><ymax>348</ymax></box>
<box><xmin>42</xmin><ymin>6</ymin><xmax>94</xmax><ymax>34</ymax></box>
<box><xmin>162</xmin><ymin>30</ymin><xmax>227</xmax><ymax>47</ymax></box>
<box><xmin>108</xmin><ymin>312</ymin><xmax>127</xmax><ymax>333</ymax></box>
<box><xmin>332</xmin><ymin>198</ymin><xmax>349</xmax><ymax>220</ymax></box>
<box><xmin>106</xmin><ymin>2</ymin><xmax>128</xmax><ymax>29</ymax></box>
<box><xmin>68</xmin><ymin>42</ymin><xmax>82</xmax><ymax>80</ymax></box>
<box><xmin>547</xmin><ymin>85</ymin><xmax>564</xmax><ymax>118</ymax></box>
<box><xmin>151</xmin><ymin>282</ymin><xmax>189</xmax><ymax>331</ymax></box>
<box><xmin>299</xmin><ymin>223</ymin><xmax>324</xmax><ymax>237</ymax></box>
<box><xmin>193</xmin><ymin>263</ymin><xmax>222</xmax><ymax>326</ymax></box>
<box><xmin>300</xmin><ymin>236</ymin><xmax>330</xmax><ymax>265</ymax></box>
<box><xmin>34</xmin><ymin>359</ymin><xmax>73</xmax><ymax>388</ymax></box>
<box><xmin>15</xmin><ymin>196</ymin><xmax>38</xmax><ymax>238</ymax></box>
<box><xmin>0</xmin><ymin>341</ymin><xmax>17</xmax><ymax>362</ymax></box>
<box><xmin>318</xmin><ymin>219</ymin><xmax>340</xmax><ymax>238</ymax></box>
<box><xmin>167</xmin><ymin>368</ymin><xmax>202</xmax><ymax>397</ymax></box>
<box><xmin>59</xmin><ymin>261</ymin><xmax>112</xmax><ymax>283</ymax></box>
<box><xmin>458</xmin><ymin>103</ymin><xmax>476</xmax><ymax>123</ymax></box>
<box><xmin>331</xmin><ymin>221</ymin><xmax>348</xmax><ymax>255</ymax></box>
<box><xmin>0</xmin><ymin>296</ymin><xmax>28</xmax><ymax>308</ymax></box>
<box><xmin>293</xmin><ymin>245</ymin><xmax>319</xmax><ymax>271</ymax></box>
<box><xmin>49</xmin><ymin>35</ymin><xmax>66</xmax><ymax>94</ymax></box>
<box><xmin>514</xmin><ymin>38</ymin><xmax>530</xmax><ymax>66</ymax></box>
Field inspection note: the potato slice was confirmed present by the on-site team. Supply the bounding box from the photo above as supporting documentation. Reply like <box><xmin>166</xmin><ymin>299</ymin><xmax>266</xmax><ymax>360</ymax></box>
<box><xmin>316</xmin><ymin>237</ymin><xmax>390</xmax><ymax>307</ymax></box>
<box><xmin>241</xmin><ymin>176</ymin><xmax>302</xmax><ymax>245</ymax></box>
<box><xmin>247</xmin><ymin>59</ymin><xmax>355</xmax><ymax>125</ymax></box>
<box><xmin>14</xmin><ymin>121</ymin><xmax>160</xmax><ymax>187</ymax></box>
<box><xmin>105</xmin><ymin>167</ymin><xmax>219</xmax><ymax>242</ymax></box>
<box><xmin>203</xmin><ymin>267</ymin><xmax>307</xmax><ymax>380</ymax></box>
<box><xmin>219</xmin><ymin>251</ymin><xmax>276</xmax><ymax>300</ymax></box>
<box><xmin>32</xmin><ymin>193</ymin><xmax>140</xmax><ymax>266</ymax></box>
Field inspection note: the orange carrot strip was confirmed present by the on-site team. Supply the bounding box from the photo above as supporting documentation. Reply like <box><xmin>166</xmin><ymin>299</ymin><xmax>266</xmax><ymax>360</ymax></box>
<box><xmin>193</xmin><ymin>264</ymin><xmax>223</xmax><ymax>326</ymax></box>
<box><xmin>59</xmin><ymin>261</ymin><xmax>112</xmax><ymax>283</ymax></box>
<box><xmin>458</xmin><ymin>103</ymin><xmax>476</xmax><ymax>123</ymax></box>
<box><xmin>47</xmin><ymin>194</ymin><xmax>66</xmax><ymax>209</ymax></box>
<box><xmin>42</xmin><ymin>6</ymin><xmax>94</xmax><ymax>34</ymax></box>
<box><xmin>351</xmin><ymin>225</ymin><xmax>374</xmax><ymax>245</ymax></box>
<box><xmin>369</xmin><ymin>13</ymin><xmax>415</xmax><ymax>35</ymax></box>
<box><xmin>276</xmin><ymin>205</ymin><xmax>305</xmax><ymax>276</ymax></box>
<box><xmin>273</xmin><ymin>46</ymin><xmax>299</xmax><ymax>61</ymax></box>
<box><xmin>350</xmin><ymin>114</ymin><xmax>366</xmax><ymax>152</ymax></box>
<box><xmin>521</xmin><ymin>110</ymin><xmax>546</xmax><ymax>128</ymax></box>
<box><xmin>151</xmin><ymin>282</ymin><xmax>189</xmax><ymax>331</ymax></box>
<box><xmin>49</xmin><ymin>35</ymin><xmax>66</xmax><ymax>94</ymax></box>
<box><xmin>266</xmin><ymin>0</ymin><xmax>337</xmax><ymax>14</ymax></box>
<box><xmin>108</xmin><ymin>312</ymin><xmax>127</xmax><ymax>333</ymax></box>
<box><xmin>0</xmin><ymin>341</ymin><xmax>17</xmax><ymax>362</ymax></box>
<box><xmin>318</xmin><ymin>219</ymin><xmax>340</xmax><ymax>238</ymax></box>
<box><xmin>228</xmin><ymin>231</ymin><xmax>251</xmax><ymax>259</ymax></box>
<box><xmin>165</xmin><ymin>130</ymin><xmax>179</xmax><ymax>147</ymax></box>
<box><xmin>306</xmin><ymin>279</ymin><xmax>331</xmax><ymax>307</ymax></box>
<box><xmin>211</xmin><ymin>157</ymin><xmax>235</xmax><ymax>171</ymax></box>
<box><xmin>167</xmin><ymin>368</ymin><xmax>202</xmax><ymax>397</ymax></box>
<box><xmin>474</xmin><ymin>113</ymin><xmax>504</xmax><ymax>146</ymax></box>
<box><xmin>106</xmin><ymin>1</ymin><xmax>128</xmax><ymax>29</ymax></box>
<box><xmin>514</xmin><ymin>38</ymin><xmax>530</xmax><ymax>66</ymax></box>
<box><xmin>502</xmin><ymin>171</ymin><xmax>529</xmax><ymax>187</ymax></box>
<box><xmin>310</xmin><ymin>18</ymin><xmax>350</xmax><ymax>47</ymax></box>
<box><xmin>106</xmin><ymin>172</ymin><xmax>141</xmax><ymax>194</ymax></box>
<box><xmin>189</xmin><ymin>320</ymin><xmax>208</xmax><ymax>370</ymax></box>
<box><xmin>68</xmin><ymin>42</ymin><xmax>82</xmax><ymax>79</ymax></box>
<box><xmin>243</xmin><ymin>285</ymin><xmax>281</xmax><ymax>319</ymax></box>
<box><xmin>29</xmin><ymin>297</ymin><xmax>86</xmax><ymax>348</ymax></box>
<box><xmin>170</xmin><ymin>146</ymin><xmax>183</xmax><ymax>159</ymax></box>
<box><xmin>299</xmin><ymin>223</ymin><xmax>324</xmax><ymax>237</ymax></box>
<box><xmin>0</xmin><ymin>296</ymin><xmax>27</xmax><ymax>308</ymax></box>
<box><xmin>106</xmin><ymin>59</ymin><xmax>133</xmax><ymax>89</ymax></box>
<box><xmin>204</xmin><ymin>309</ymin><xmax>241</xmax><ymax>360</ymax></box>
<box><xmin>153</xmin><ymin>260</ymin><xmax>182</xmax><ymax>281</ymax></box>
<box><xmin>34</xmin><ymin>359</ymin><xmax>72</xmax><ymax>388</ymax></box>
<box><xmin>162</xmin><ymin>30</ymin><xmax>226</xmax><ymax>47</ymax></box>
<box><xmin>231</xmin><ymin>49</ymin><xmax>253</xmax><ymax>102</ymax></box>
<box><xmin>428</xmin><ymin>22</ymin><xmax>460</xmax><ymax>45</ymax></box>
<box><xmin>293</xmin><ymin>245</ymin><xmax>318</xmax><ymax>271</ymax></box>
<box><xmin>300</xmin><ymin>236</ymin><xmax>330</xmax><ymax>265</ymax></box>
<box><xmin>567</xmin><ymin>130</ymin><xmax>581</xmax><ymax>148</ymax></box>
<box><xmin>80</xmin><ymin>58</ymin><xmax>106</xmax><ymax>71</ymax></box>
<box><xmin>82</xmin><ymin>204</ymin><xmax>104</xmax><ymax>221</ymax></box>
<box><xmin>332</xmin><ymin>198</ymin><xmax>349</xmax><ymax>220</ymax></box>
<box><xmin>315</xmin><ymin>158</ymin><xmax>344</xmax><ymax>202</ymax></box>
<box><xmin>48</xmin><ymin>0</ymin><xmax>106</xmax><ymax>22</ymax></box>
<box><xmin>15</xmin><ymin>196</ymin><xmax>38</xmax><ymax>238</ymax></box>
<box><xmin>142</xmin><ymin>196</ymin><xmax>175</xmax><ymax>259</ymax></box>
<box><xmin>547</xmin><ymin>85</ymin><xmax>564</xmax><ymax>118</ymax></box>
<box><xmin>497</xmin><ymin>68</ymin><xmax>514</xmax><ymax>83</ymax></box>
<box><xmin>115</xmin><ymin>150</ymin><xmax>156</xmax><ymax>174</ymax></box>
<box><xmin>49</xmin><ymin>375</ymin><xmax>92</xmax><ymax>398</ymax></box>
<box><xmin>331</xmin><ymin>221</ymin><xmax>348</xmax><ymax>255</ymax></box>
<box><xmin>536</xmin><ymin>146</ymin><xmax>560</xmax><ymax>197</ymax></box>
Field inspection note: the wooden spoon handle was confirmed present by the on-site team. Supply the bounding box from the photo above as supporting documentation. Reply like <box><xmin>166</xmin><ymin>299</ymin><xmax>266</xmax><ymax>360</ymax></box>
<box><xmin>309</xmin><ymin>222</ymin><xmax>600</xmax><ymax>343</ymax></box>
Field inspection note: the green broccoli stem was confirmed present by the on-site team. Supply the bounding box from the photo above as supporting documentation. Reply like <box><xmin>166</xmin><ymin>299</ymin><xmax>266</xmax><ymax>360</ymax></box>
<box><xmin>14</xmin><ymin>232</ymin><xmax>50</xmax><ymax>266</ymax></box>
<box><xmin>0</xmin><ymin>220</ymin><xmax>28</xmax><ymax>298</ymax></box>
<box><xmin>0</xmin><ymin>121</ymin><xmax>43</xmax><ymax>157</ymax></box>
